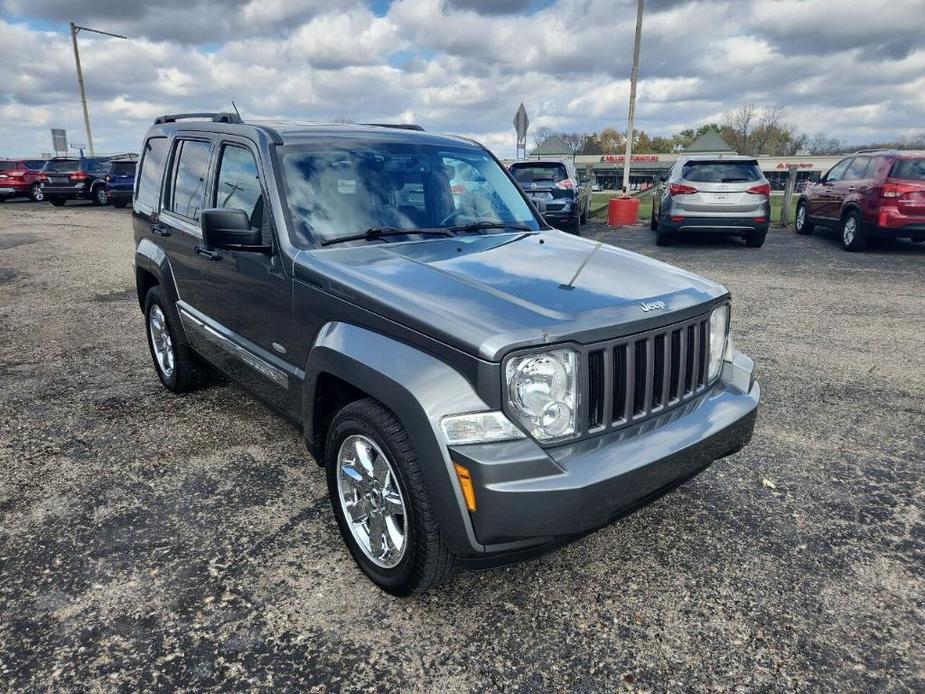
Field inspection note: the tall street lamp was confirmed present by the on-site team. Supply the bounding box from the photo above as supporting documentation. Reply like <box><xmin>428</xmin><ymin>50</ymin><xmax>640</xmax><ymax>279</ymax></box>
<box><xmin>622</xmin><ymin>0</ymin><xmax>644</xmax><ymax>194</ymax></box>
<box><xmin>70</xmin><ymin>22</ymin><xmax>127</xmax><ymax>156</ymax></box>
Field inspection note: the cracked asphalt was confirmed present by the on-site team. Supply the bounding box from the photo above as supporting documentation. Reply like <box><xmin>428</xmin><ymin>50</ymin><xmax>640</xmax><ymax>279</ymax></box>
<box><xmin>1</xmin><ymin>200</ymin><xmax>923</xmax><ymax>691</ymax></box>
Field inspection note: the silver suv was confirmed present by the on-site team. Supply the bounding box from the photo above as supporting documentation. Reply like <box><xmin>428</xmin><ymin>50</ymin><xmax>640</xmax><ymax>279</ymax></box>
<box><xmin>651</xmin><ymin>155</ymin><xmax>771</xmax><ymax>247</ymax></box>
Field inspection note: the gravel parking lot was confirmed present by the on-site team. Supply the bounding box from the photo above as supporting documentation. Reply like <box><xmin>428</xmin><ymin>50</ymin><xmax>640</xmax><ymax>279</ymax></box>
<box><xmin>1</xmin><ymin>201</ymin><xmax>923</xmax><ymax>691</ymax></box>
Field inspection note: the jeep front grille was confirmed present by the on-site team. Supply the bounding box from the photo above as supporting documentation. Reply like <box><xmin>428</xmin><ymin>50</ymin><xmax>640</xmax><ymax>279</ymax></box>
<box><xmin>583</xmin><ymin>313</ymin><xmax>712</xmax><ymax>435</ymax></box>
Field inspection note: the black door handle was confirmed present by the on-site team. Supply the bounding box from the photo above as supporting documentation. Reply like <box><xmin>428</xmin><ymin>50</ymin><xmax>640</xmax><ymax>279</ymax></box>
<box><xmin>195</xmin><ymin>245</ymin><xmax>222</xmax><ymax>261</ymax></box>
<box><xmin>151</xmin><ymin>224</ymin><xmax>170</xmax><ymax>237</ymax></box>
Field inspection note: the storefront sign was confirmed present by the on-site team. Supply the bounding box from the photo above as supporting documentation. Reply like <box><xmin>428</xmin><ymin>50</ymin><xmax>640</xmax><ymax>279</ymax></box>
<box><xmin>600</xmin><ymin>154</ymin><xmax>660</xmax><ymax>163</ymax></box>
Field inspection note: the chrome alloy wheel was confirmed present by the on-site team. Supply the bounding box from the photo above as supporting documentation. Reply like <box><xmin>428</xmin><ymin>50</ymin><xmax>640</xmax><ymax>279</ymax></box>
<box><xmin>148</xmin><ymin>305</ymin><xmax>175</xmax><ymax>378</ymax></box>
<box><xmin>336</xmin><ymin>434</ymin><xmax>407</xmax><ymax>568</ymax></box>
<box><xmin>796</xmin><ymin>205</ymin><xmax>805</xmax><ymax>230</ymax></box>
<box><xmin>843</xmin><ymin>215</ymin><xmax>857</xmax><ymax>245</ymax></box>
<box><xmin>96</xmin><ymin>186</ymin><xmax>108</xmax><ymax>205</ymax></box>
<box><xmin>31</xmin><ymin>183</ymin><xmax>44</xmax><ymax>202</ymax></box>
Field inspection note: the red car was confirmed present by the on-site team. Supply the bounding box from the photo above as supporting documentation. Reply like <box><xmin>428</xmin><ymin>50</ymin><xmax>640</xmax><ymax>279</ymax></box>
<box><xmin>795</xmin><ymin>150</ymin><xmax>925</xmax><ymax>251</ymax></box>
<box><xmin>0</xmin><ymin>159</ymin><xmax>49</xmax><ymax>202</ymax></box>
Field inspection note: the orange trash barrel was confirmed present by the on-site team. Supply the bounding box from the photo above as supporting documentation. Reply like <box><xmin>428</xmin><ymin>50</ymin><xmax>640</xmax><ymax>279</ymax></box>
<box><xmin>607</xmin><ymin>197</ymin><xmax>640</xmax><ymax>226</ymax></box>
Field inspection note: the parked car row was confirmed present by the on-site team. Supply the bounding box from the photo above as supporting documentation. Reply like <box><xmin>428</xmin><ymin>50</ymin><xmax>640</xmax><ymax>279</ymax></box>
<box><xmin>0</xmin><ymin>156</ymin><xmax>136</xmax><ymax>207</ymax></box>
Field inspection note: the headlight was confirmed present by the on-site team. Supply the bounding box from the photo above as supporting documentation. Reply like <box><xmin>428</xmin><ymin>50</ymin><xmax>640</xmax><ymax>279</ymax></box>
<box><xmin>505</xmin><ymin>348</ymin><xmax>578</xmax><ymax>442</ymax></box>
<box><xmin>708</xmin><ymin>304</ymin><xmax>730</xmax><ymax>381</ymax></box>
<box><xmin>440</xmin><ymin>411</ymin><xmax>525</xmax><ymax>446</ymax></box>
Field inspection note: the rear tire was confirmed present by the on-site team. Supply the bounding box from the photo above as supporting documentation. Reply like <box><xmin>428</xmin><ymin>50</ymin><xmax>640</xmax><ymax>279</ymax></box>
<box><xmin>655</xmin><ymin>228</ymin><xmax>672</xmax><ymax>246</ymax></box>
<box><xmin>649</xmin><ymin>205</ymin><xmax>658</xmax><ymax>231</ymax></box>
<box><xmin>49</xmin><ymin>198</ymin><xmax>65</xmax><ymax>206</ymax></box>
<box><xmin>841</xmin><ymin>209</ymin><xmax>867</xmax><ymax>252</ymax></box>
<box><xmin>144</xmin><ymin>286</ymin><xmax>210</xmax><ymax>393</ymax></box>
<box><xmin>795</xmin><ymin>201</ymin><xmax>814</xmax><ymax>235</ymax></box>
<box><xmin>112</xmin><ymin>199</ymin><xmax>128</xmax><ymax>209</ymax></box>
<box><xmin>93</xmin><ymin>185</ymin><xmax>109</xmax><ymax>206</ymax></box>
<box><xmin>30</xmin><ymin>183</ymin><xmax>44</xmax><ymax>202</ymax></box>
<box><xmin>745</xmin><ymin>230</ymin><xmax>767</xmax><ymax>248</ymax></box>
<box><xmin>325</xmin><ymin>398</ymin><xmax>457</xmax><ymax>596</ymax></box>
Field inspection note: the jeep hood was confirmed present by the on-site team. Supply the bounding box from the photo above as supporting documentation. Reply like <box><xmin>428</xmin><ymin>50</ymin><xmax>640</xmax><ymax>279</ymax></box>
<box><xmin>294</xmin><ymin>231</ymin><xmax>727</xmax><ymax>361</ymax></box>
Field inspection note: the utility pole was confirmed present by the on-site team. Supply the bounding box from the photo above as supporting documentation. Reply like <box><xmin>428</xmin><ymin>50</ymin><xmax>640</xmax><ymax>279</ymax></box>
<box><xmin>70</xmin><ymin>22</ymin><xmax>127</xmax><ymax>156</ymax></box>
<box><xmin>622</xmin><ymin>0</ymin><xmax>644</xmax><ymax>194</ymax></box>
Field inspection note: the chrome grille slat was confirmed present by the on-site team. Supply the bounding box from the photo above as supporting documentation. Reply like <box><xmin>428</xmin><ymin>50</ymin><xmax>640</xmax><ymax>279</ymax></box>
<box><xmin>580</xmin><ymin>311</ymin><xmax>715</xmax><ymax>437</ymax></box>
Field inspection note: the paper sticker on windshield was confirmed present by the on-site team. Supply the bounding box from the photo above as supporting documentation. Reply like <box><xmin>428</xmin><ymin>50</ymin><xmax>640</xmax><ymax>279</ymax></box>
<box><xmin>337</xmin><ymin>179</ymin><xmax>356</xmax><ymax>194</ymax></box>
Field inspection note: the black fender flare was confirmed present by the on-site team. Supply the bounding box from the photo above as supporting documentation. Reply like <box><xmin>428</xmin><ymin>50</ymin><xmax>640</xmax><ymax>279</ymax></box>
<box><xmin>304</xmin><ymin>321</ymin><xmax>490</xmax><ymax>555</ymax></box>
<box><xmin>134</xmin><ymin>238</ymin><xmax>190</xmax><ymax>344</ymax></box>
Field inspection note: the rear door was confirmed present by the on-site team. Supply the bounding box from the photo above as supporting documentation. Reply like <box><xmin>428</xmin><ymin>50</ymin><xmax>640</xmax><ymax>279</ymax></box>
<box><xmin>156</xmin><ymin>135</ymin><xmax>216</xmax><ymax>311</ymax></box>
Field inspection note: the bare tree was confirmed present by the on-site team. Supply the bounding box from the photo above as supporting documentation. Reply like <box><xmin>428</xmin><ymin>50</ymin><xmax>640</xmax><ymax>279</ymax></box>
<box><xmin>807</xmin><ymin>132</ymin><xmax>842</xmax><ymax>155</ymax></box>
<box><xmin>722</xmin><ymin>104</ymin><xmax>803</xmax><ymax>156</ymax></box>
<box><xmin>531</xmin><ymin>126</ymin><xmax>554</xmax><ymax>150</ymax></box>
<box><xmin>559</xmin><ymin>132</ymin><xmax>589</xmax><ymax>155</ymax></box>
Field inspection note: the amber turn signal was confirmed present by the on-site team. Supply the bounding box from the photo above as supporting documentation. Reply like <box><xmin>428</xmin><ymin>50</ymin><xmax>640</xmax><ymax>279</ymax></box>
<box><xmin>453</xmin><ymin>463</ymin><xmax>477</xmax><ymax>512</ymax></box>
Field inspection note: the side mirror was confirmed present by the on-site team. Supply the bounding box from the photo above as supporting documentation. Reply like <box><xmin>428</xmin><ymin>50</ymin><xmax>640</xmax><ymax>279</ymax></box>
<box><xmin>808</xmin><ymin>173</ymin><xmax>821</xmax><ymax>183</ymax></box>
<box><xmin>201</xmin><ymin>208</ymin><xmax>267</xmax><ymax>251</ymax></box>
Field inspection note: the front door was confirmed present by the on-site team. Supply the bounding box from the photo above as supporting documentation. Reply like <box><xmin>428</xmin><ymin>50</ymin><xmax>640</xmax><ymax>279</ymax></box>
<box><xmin>159</xmin><ymin>135</ymin><xmax>299</xmax><ymax>416</ymax></box>
<box><xmin>815</xmin><ymin>157</ymin><xmax>852</xmax><ymax>219</ymax></box>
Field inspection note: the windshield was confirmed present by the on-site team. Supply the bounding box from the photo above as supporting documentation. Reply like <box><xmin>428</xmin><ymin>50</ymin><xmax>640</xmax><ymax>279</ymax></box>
<box><xmin>44</xmin><ymin>160</ymin><xmax>79</xmax><ymax>173</ymax></box>
<box><xmin>681</xmin><ymin>160</ymin><xmax>762</xmax><ymax>183</ymax></box>
<box><xmin>510</xmin><ymin>163</ymin><xmax>568</xmax><ymax>185</ymax></box>
<box><xmin>281</xmin><ymin>141</ymin><xmax>541</xmax><ymax>246</ymax></box>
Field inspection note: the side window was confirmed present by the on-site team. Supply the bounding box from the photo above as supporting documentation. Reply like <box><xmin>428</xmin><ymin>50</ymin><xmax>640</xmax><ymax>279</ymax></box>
<box><xmin>169</xmin><ymin>140</ymin><xmax>211</xmax><ymax>220</ymax></box>
<box><xmin>843</xmin><ymin>157</ymin><xmax>870</xmax><ymax>181</ymax></box>
<box><xmin>214</xmin><ymin>145</ymin><xmax>263</xmax><ymax>228</ymax></box>
<box><xmin>136</xmin><ymin>137</ymin><xmax>168</xmax><ymax>209</ymax></box>
<box><xmin>825</xmin><ymin>158</ymin><xmax>852</xmax><ymax>182</ymax></box>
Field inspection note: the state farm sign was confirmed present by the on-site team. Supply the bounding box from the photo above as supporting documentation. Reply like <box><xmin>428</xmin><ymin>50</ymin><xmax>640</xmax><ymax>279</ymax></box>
<box><xmin>600</xmin><ymin>154</ymin><xmax>660</xmax><ymax>163</ymax></box>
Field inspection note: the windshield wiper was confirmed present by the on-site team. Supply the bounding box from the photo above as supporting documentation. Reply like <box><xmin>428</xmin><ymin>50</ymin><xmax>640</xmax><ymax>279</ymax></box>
<box><xmin>446</xmin><ymin>221</ymin><xmax>535</xmax><ymax>235</ymax></box>
<box><xmin>320</xmin><ymin>226</ymin><xmax>453</xmax><ymax>247</ymax></box>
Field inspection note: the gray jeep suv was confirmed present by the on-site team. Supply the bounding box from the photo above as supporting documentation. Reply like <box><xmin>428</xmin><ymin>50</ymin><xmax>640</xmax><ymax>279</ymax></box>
<box><xmin>133</xmin><ymin>113</ymin><xmax>760</xmax><ymax>595</ymax></box>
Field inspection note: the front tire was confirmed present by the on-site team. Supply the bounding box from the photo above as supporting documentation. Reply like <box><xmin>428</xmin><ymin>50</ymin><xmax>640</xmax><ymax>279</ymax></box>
<box><xmin>841</xmin><ymin>209</ymin><xmax>867</xmax><ymax>252</ymax></box>
<box><xmin>49</xmin><ymin>197</ymin><xmax>66</xmax><ymax>206</ymax></box>
<box><xmin>795</xmin><ymin>201</ymin><xmax>814</xmax><ymax>235</ymax></box>
<box><xmin>144</xmin><ymin>286</ymin><xmax>210</xmax><ymax>392</ymax></box>
<box><xmin>326</xmin><ymin>399</ymin><xmax>456</xmax><ymax>596</ymax></box>
<box><xmin>30</xmin><ymin>183</ymin><xmax>44</xmax><ymax>202</ymax></box>
<box><xmin>112</xmin><ymin>199</ymin><xmax>128</xmax><ymax>209</ymax></box>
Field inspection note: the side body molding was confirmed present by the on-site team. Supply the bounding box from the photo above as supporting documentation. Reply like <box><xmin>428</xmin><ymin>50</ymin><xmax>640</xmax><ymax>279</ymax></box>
<box><xmin>304</xmin><ymin>321</ymin><xmax>490</xmax><ymax>555</ymax></box>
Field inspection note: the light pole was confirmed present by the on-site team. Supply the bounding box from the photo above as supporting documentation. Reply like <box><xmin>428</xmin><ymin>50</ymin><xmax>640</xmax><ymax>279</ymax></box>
<box><xmin>621</xmin><ymin>0</ymin><xmax>644</xmax><ymax>194</ymax></box>
<box><xmin>70</xmin><ymin>22</ymin><xmax>127</xmax><ymax>156</ymax></box>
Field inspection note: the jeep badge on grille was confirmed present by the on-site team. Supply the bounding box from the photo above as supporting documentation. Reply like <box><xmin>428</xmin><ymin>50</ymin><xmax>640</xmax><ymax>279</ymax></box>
<box><xmin>640</xmin><ymin>300</ymin><xmax>666</xmax><ymax>312</ymax></box>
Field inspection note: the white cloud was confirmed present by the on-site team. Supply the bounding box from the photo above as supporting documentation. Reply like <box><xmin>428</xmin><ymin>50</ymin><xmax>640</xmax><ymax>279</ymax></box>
<box><xmin>0</xmin><ymin>1</ymin><xmax>923</xmax><ymax>158</ymax></box>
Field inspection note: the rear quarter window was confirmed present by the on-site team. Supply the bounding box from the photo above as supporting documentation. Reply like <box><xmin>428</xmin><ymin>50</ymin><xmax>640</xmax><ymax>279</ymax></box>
<box><xmin>136</xmin><ymin>137</ymin><xmax>169</xmax><ymax>210</ymax></box>
<box><xmin>889</xmin><ymin>158</ymin><xmax>925</xmax><ymax>181</ymax></box>
<box><xmin>0</xmin><ymin>162</ymin><xmax>13</xmax><ymax>171</ymax></box>
<box><xmin>681</xmin><ymin>161</ymin><xmax>763</xmax><ymax>183</ymax></box>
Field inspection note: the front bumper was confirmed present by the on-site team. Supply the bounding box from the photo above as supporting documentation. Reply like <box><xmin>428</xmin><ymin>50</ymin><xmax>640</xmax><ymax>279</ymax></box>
<box><xmin>450</xmin><ymin>350</ymin><xmax>759</xmax><ymax>557</ymax></box>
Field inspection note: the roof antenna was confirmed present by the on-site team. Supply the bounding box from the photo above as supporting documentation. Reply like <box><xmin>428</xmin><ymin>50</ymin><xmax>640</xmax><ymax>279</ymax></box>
<box><xmin>231</xmin><ymin>100</ymin><xmax>242</xmax><ymax>120</ymax></box>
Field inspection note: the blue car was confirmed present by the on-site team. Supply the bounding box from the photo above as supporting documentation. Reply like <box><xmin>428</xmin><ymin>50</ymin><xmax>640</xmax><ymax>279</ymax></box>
<box><xmin>103</xmin><ymin>159</ymin><xmax>137</xmax><ymax>208</ymax></box>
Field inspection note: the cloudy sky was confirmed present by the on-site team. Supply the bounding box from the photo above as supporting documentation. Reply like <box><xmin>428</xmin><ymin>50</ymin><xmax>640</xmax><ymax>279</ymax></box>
<box><xmin>2</xmin><ymin>0</ymin><xmax>924</xmax><ymax>158</ymax></box>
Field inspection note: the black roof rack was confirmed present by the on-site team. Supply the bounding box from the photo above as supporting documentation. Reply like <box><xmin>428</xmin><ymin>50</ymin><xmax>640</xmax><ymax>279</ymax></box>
<box><xmin>363</xmin><ymin>123</ymin><xmax>424</xmax><ymax>131</ymax></box>
<box><xmin>153</xmin><ymin>112</ymin><xmax>243</xmax><ymax>125</ymax></box>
